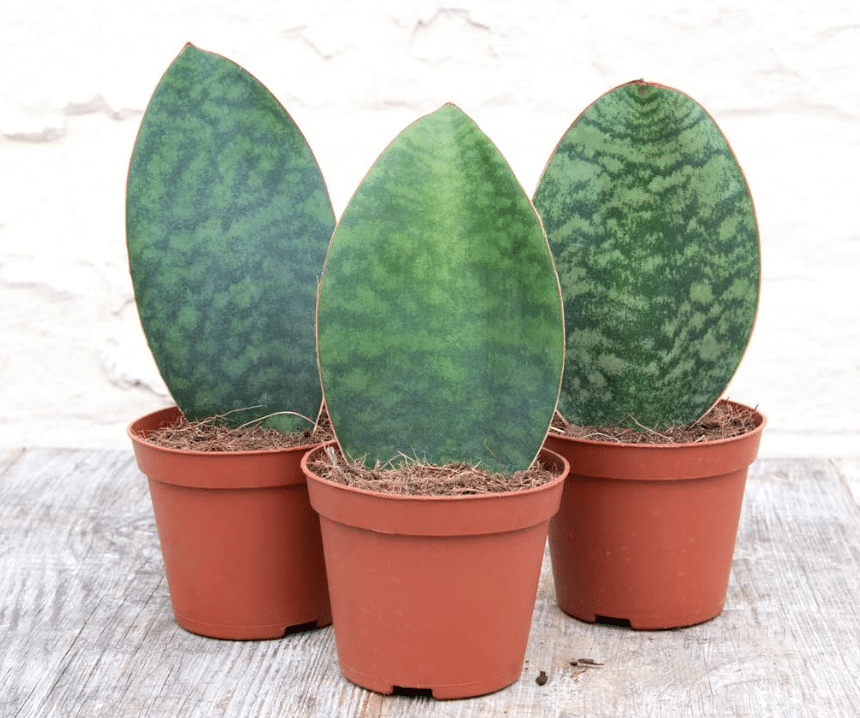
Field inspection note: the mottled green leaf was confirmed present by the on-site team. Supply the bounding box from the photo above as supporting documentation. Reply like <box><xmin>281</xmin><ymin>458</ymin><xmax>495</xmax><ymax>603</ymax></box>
<box><xmin>127</xmin><ymin>44</ymin><xmax>335</xmax><ymax>431</ymax></box>
<box><xmin>317</xmin><ymin>104</ymin><xmax>564</xmax><ymax>473</ymax></box>
<box><xmin>534</xmin><ymin>81</ymin><xmax>760</xmax><ymax>428</ymax></box>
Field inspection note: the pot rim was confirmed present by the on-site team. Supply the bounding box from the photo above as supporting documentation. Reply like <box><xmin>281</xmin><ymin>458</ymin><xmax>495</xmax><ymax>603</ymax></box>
<box><xmin>301</xmin><ymin>444</ymin><xmax>569</xmax><ymax>504</ymax></box>
<box><xmin>127</xmin><ymin>405</ymin><xmax>324</xmax><ymax>458</ymax></box>
<box><xmin>548</xmin><ymin>399</ymin><xmax>765</xmax><ymax>452</ymax></box>
<box><xmin>545</xmin><ymin>400</ymin><xmax>765</xmax><ymax>482</ymax></box>
<box><xmin>302</xmin><ymin>445</ymin><xmax>569</xmax><ymax>536</ymax></box>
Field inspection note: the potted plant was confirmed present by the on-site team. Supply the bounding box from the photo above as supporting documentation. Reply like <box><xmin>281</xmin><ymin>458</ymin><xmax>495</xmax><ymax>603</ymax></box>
<box><xmin>125</xmin><ymin>44</ymin><xmax>335</xmax><ymax>639</ymax></box>
<box><xmin>533</xmin><ymin>80</ymin><xmax>766</xmax><ymax>630</ymax></box>
<box><xmin>300</xmin><ymin>103</ymin><xmax>569</xmax><ymax>698</ymax></box>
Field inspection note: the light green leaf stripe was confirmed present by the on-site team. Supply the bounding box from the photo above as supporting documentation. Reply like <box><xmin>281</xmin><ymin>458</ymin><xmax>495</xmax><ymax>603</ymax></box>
<box><xmin>127</xmin><ymin>44</ymin><xmax>335</xmax><ymax>431</ymax></box>
<box><xmin>317</xmin><ymin>104</ymin><xmax>564</xmax><ymax>473</ymax></box>
<box><xmin>534</xmin><ymin>81</ymin><xmax>760</xmax><ymax>428</ymax></box>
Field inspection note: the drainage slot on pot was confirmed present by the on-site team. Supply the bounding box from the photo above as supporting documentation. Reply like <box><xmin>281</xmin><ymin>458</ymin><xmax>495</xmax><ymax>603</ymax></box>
<box><xmin>281</xmin><ymin>619</ymin><xmax>325</xmax><ymax>637</ymax></box>
<box><xmin>594</xmin><ymin>615</ymin><xmax>632</xmax><ymax>628</ymax></box>
<box><xmin>391</xmin><ymin>686</ymin><xmax>434</xmax><ymax>698</ymax></box>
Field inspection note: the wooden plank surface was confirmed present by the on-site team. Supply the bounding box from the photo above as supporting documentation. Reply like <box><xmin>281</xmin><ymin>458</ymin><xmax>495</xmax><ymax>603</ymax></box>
<box><xmin>1</xmin><ymin>450</ymin><xmax>858</xmax><ymax>717</ymax></box>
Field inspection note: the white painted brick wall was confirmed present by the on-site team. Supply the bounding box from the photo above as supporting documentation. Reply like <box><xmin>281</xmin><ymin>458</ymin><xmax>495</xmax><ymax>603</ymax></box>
<box><xmin>1</xmin><ymin>0</ymin><xmax>858</xmax><ymax>456</ymax></box>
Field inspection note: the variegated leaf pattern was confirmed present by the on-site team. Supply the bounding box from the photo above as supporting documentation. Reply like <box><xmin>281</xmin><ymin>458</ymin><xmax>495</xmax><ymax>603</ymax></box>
<box><xmin>317</xmin><ymin>104</ymin><xmax>564</xmax><ymax>473</ymax></box>
<box><xmin>534</xmin><ymin>81</ymin><xmax>759</xmax><ymax>428</ymax></box>
<box><xmin>127</xmin><ymin>44</ymin><xmax>335</xmax><ymax>431</ymax></box>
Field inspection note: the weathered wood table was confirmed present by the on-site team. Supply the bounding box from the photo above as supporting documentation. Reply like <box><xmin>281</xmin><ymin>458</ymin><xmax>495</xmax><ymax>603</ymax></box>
<box><xmin>2</xmin><ymin>448</ymin><xmax>858</xmax><ymax>717</ymax></box>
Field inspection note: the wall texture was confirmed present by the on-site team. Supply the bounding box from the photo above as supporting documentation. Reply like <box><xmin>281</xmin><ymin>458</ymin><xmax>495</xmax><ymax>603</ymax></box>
<box><xmin>1</xmin><ymin>0</ymin><xmax>858</xmax><ymax>456</ymax></box>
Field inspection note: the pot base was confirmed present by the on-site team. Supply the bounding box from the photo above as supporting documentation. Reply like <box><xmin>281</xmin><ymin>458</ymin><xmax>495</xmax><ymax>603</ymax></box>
<box><xmin>571</xmin><ymin>602</ymin><xmax>725</xmax><ymax>631</ymax></box>
<box><xmin>176</xmin><ymin>615</ymin><xmax>332</xmax><ymax>641</ymax></box>
<box><xmin>339</xmin><ymin>662</ymin><xmax>520</xmax><ymax>700</ymax></box>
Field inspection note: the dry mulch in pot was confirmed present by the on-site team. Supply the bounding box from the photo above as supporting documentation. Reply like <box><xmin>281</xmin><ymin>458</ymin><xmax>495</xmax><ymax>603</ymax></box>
<box><xmin>141</xmin><ymin>407</ymin><xmax>334</xmax><ymax>451</ymax></box>
<box><xmin>308</xmin><ymin>446</ymin><xmax>559</xmax><ymax>496</ymax></box>
<box><xmin>551</xmin><ymin>400</ymin><xmax>759</xmax><ymax>445</ymax></box>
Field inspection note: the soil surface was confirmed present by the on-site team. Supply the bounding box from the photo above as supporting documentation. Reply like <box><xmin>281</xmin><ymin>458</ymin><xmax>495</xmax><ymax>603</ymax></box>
<box><xmin>552</xmin><ymin>401</ymin><xmax>759</xmax><ymax>444</ymax></box>
<box><xmin>307</xmin><ymin>446</ymin><xmax>558</xmax><ymax>496</ymax></box>
<box><xmin>140</xmin><ymin>408</ymin><xmax>334</xmax><ymax>451</ymax></box>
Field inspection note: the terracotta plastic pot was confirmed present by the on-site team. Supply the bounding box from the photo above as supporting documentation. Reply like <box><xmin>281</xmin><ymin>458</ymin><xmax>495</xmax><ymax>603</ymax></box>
<box><xmin>301</xmin><ymin>447</ymin><xmax>569</xmax><ymax>699</ymax></box>
<box><xmin>545</xmin><ymin>400</ymin><xmax>765</xmax><ymax>630</ymax></box>
<box><xmin>128</xmin><ymin>406</ymin><xmax>332</xmax><ymax>639</ymax></box>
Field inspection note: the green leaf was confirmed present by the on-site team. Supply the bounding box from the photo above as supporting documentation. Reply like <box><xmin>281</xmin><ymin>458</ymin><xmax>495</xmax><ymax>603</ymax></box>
<box><xmin>126</xmin><ymin>44</ymin><xmax>335</xmax><ymax>431</ymax></box>
<box><xmin>534</xmin><ymin>81</ymin><xmax>760</xmax><ymax>428</ymax></box>
<box><xmin>317</xmin><ymin>104</ymin><xmax>564</xmax><ymax>473</ymax></box>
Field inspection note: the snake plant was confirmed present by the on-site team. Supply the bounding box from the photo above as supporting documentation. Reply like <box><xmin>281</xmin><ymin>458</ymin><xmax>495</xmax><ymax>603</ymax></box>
<box><xmin>126</xmin><ymin>44</ymin><xmax>335</xmax><ymax>432</ymax></box>
<box><xmin>317</xmin><ymin>104</ymin><xmax>565</xmax><ymax>474</ymax></box>
<box><xmin>534</xmin><ymin>80</ymin><xmax>760</xmax><ymax>429</ymax></box>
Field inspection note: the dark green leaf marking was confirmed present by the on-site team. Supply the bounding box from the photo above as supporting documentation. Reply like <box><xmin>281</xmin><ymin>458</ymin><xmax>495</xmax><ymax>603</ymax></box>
<box><xmin>534</xmin><ymin>81</ymin><xmax>760</xmax><ymax>428</ymax></box>
<box><xmin>127</xmin><ymin>44</ymin><xmax>335</xmax><ymax>431</ymax></box>
<box><xmin>317</xmin><ymin>104</ymin><xmax>564</xmax><ymax>473</ymax></box>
